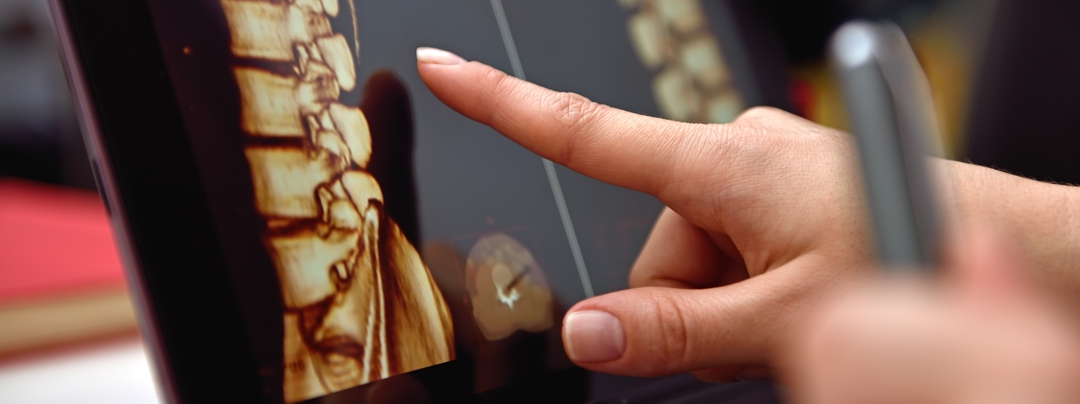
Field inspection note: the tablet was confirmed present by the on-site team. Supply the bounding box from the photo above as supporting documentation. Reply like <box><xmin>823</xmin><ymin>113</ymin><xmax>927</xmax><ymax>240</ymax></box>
<box><xmin>50</xmin><ymin>0</ymin><xmax>786</xmax><ymax>402</ymax></box>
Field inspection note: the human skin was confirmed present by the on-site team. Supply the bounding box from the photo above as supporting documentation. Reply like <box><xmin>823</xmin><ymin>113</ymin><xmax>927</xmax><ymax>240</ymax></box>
<box><xmin>414</xmin><ymin>47</ymin><xmax>1080</xmax><ymax>381</ymax></box>
<box><xmin>787</xmin><ymin>228</ymin><xmax>1080</xmax><ymax>404</ymax></box>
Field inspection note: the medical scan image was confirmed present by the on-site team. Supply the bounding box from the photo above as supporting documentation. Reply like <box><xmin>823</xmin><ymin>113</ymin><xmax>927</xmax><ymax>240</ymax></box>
<box><xmin>620</xmin><ymin>0</ymin><xmax>744</xmax><ymax>123</ymax></box>
<box><xmin>220</xmin><ymin>0</ymin><xmax>454</xmax><ymax>402</ymax></box>
<box><xmin>465</xmin><ymin>234</ymin><xmax>555</xmax><ymax>341</ymax></box>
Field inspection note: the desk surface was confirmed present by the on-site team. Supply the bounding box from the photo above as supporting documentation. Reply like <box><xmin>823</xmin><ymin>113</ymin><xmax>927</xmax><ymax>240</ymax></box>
<box><xmin>0</xmin><ymin>337</ymin><xmax>159</xmax><ymax>404</ymax></box>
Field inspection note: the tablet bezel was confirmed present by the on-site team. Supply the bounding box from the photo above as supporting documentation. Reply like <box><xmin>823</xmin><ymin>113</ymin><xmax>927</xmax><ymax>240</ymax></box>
<box><xmin>51</xmin><ymin>0</ymin><xmax>266</xmax><ymax>400</ymax></box>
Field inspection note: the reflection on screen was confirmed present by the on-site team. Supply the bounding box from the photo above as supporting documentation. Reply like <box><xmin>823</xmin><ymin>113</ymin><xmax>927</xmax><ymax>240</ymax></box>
<box><xmin>219</xmin><ymin>0</ymin><xmax>453</xmax><ymax>402</ymax></box>
<box><xmin>620</xmin><ymin>0</ymin><xmax>744</xmax><ymax>123</ymax></box>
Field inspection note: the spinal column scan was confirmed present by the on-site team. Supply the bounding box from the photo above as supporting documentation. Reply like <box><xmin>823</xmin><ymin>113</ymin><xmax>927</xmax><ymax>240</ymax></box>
<box><xmin>220</xmin><ymin>0</ymin><xmax>454</xmax><ymax>402</ymax></box>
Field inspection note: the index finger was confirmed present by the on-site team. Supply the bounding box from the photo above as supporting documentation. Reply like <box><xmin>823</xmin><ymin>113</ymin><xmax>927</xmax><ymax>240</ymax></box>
<box><xmin>416</xmin><ymin>47</ymin><xmax>714</xmax><ymax>195</ymax></box>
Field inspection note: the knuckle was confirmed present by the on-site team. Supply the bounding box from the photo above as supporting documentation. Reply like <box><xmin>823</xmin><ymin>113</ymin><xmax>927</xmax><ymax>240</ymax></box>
<box><xmin>488</xmin><ymin>68</ymin><xmax>515</xmax><ymax>100</ymax></box>
<box><xmin>551</xmin><ymin>91</ymin><xmax>604</xmax><ymax>163</ymax></box>
<box><xmin>553</xmin><ymin>91</ymin><xmax>602</xmax><ymax>129</ymax></box>
<box><xmin>484</xmin><ymin>67</ymin><xmax>515</xmax><ymax>122</ymax></box>
<box><xmin>733</xmin><ymin>105</ymin><xmax>784</xmax><ymax>123</ymax></box>
<box><xmin>645</xmin><ymin>292</ymin><xmax>691</xmax><ymax>372</ymax></box>
<box><xmin>484</xmin><ymin>62</ymin><xmax>510</xmax><ymax>85</ymax></box>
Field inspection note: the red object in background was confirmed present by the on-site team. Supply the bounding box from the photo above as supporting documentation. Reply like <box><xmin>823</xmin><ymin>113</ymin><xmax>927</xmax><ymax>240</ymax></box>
<box><xmin>0</xmin><ymin>178</ymin><xmax>125</xmax><ymax>305</ymax></box>
<box><xmin>789</xmin><ymin>77</ymin><xmax>815</xmax><ymax>119</ymax></box>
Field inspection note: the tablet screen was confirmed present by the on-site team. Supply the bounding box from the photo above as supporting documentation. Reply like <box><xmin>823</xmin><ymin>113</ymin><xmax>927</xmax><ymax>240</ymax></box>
<box><xmin>140</xmin><ymin>0</ymin><xmax>749</xmax><ymax>402</ymax></box>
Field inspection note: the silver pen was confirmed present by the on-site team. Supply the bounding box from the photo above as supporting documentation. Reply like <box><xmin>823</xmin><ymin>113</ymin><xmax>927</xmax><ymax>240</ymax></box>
<box><xmin>830</xmin><ymin>20</ymin><xmax>946</xmax><ymax>270</ymax></box>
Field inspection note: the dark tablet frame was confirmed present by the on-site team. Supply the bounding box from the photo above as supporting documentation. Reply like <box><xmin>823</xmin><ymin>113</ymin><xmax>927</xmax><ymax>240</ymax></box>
<box><xmin>50</xmin><ymin>0</ymin><xmax>264</xmax><ymax>401</ymax></box>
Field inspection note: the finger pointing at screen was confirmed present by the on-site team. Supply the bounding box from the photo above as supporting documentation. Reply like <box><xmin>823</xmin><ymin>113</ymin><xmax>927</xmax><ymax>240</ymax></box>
<box><xmin>416</xmin><ymin>46</ymin><xmax>873</xmax><ymax>379</ymax></box>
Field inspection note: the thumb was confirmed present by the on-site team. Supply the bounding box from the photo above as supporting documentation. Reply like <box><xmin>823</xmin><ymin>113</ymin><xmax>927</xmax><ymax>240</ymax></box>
<box><xmin>561</xmin><ymin>265</ymin><xmax>817</xmax><ymax>377</ymax></box>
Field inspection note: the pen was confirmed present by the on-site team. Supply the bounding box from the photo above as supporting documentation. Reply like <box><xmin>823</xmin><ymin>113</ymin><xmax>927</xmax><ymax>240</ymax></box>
<box><xmin>830</xmin><ymin>20</ymin><xmax>945</xmax><ymax>270</ymax></box>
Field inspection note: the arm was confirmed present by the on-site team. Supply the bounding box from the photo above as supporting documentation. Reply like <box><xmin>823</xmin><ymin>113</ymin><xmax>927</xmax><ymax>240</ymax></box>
<box><xmin>946</xmin><ymin>161</ymin><xmax>1080</xmax><ymax>304</ymax></box>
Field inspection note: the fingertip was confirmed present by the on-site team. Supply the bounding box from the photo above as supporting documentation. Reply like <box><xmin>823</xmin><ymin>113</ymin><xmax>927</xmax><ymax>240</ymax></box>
<box><xmin>562</xmin><ymin>294</ymin><xmax>638</xmax><ymax>371</ymax></box>
<box><xmin>416</xmin><ymin>46</ymin><xmax>467</xmax><ymax>65</ymax></box>
<box><xmin>415</xmin><ymin>55</ymin><xmax>511</xmax><ymax>128</ymax></box>
<box><xmin>415</xmin><ymin>49</ymin><xmax>466</xmax><ymax>87</ymax></box>
<box><xmin>562</xmin><ymin>287</ymin><xmax>760</xmax><ymax>377</ymax></box>
<box><xmin>563</xmin><ymin>310</ymin><xmax>626</xmax><ymax>363</ymax></box>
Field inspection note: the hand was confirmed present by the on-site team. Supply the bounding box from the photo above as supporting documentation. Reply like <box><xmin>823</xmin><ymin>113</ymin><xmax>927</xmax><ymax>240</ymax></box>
<box><xmin>415</xmin><ymin>46</ymin><xmax>1080</xmax><ymax>381</ymax></box>
<box><xmin>416</xmin><ymin>47</ymin><xmax>871</xmax><ymax>380</ymax></box>
<box><xmin>786</xmin><ymin>228</ymin><xmax>1080</xmax><ymax>404</ymax></box>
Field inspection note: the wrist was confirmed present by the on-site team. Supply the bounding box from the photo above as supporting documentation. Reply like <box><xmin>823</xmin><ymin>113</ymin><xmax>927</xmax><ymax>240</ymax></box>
<box><xmin>943</xmin><ymin>160</ymin><xmax>1080</xmax><ymax>300</ymax></box>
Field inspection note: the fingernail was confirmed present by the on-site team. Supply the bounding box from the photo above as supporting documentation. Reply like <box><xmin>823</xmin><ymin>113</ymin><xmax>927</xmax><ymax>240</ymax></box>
<box><xmin>416</xmin><ymin>47</ymin><xmax>467</xmax><ymax>65</ymax></box>
<box><xmin>564</xmin><ymin>310</ymin><xmax>626</xmax><ymax>363</ymax></box>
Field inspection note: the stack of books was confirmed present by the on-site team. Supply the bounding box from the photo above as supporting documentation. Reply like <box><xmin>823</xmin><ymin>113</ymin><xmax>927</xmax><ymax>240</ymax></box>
<box><xmin>0</xmin><ymin>178</ymin><xmax>136</xmax><ymax>356</ymax></box>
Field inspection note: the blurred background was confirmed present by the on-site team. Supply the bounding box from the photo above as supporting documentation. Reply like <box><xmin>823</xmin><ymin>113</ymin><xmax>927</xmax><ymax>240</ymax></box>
<box><xmin>0</xmin><ymin>0</ymin><xmax>1076</xmax><ymax>402</ymax></box>
<box><xmin>0</xmin><ymin>0</ymin><xmax>91</xmax><ymax>190</ymax></box>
